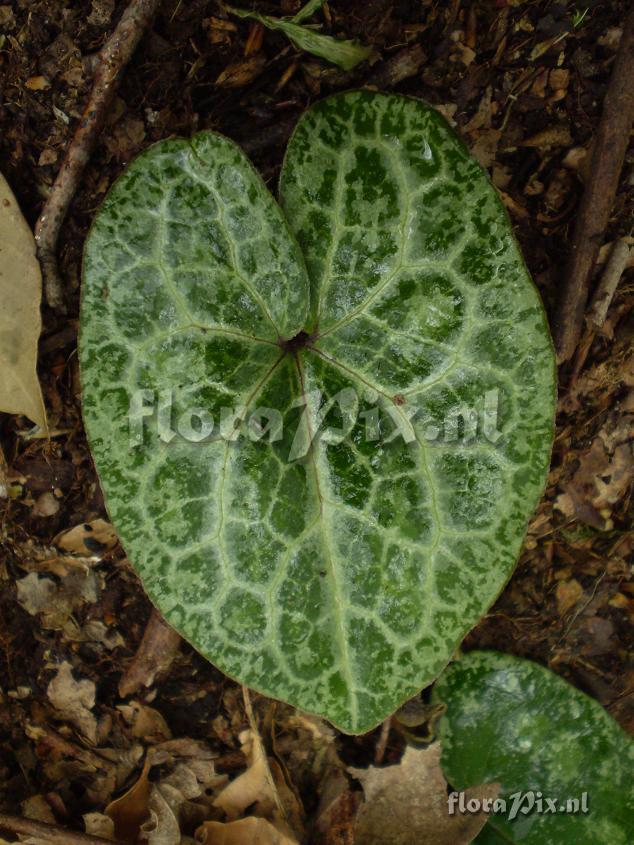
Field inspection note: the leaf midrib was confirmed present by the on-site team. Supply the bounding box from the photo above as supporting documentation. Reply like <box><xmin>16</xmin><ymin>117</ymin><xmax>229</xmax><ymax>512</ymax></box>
<box><xmin>293</xmin><ymin>350</ymin><xmax>358</xmax><ymax>727</ymax></box>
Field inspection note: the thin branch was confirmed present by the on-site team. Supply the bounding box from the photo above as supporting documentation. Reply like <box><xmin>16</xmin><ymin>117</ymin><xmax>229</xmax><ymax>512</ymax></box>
<box><xmin>569</xmin><ymin>237</ymin><xmax>631</xmax><ymax>383</ymax></box>
<box><xmin>34</xmin><ymin>0</ymin><xmax>162</xmax><ymax>312</ymax></box>
<box><xmin>118</xmin><ymin>607</ymin><xmax>181</xmax><ymax>697</ymax></box>
<box><xmin>365</xmin><ymin>43</ymin><xmax>426</xmax><ymax>89</ymax></box>
<box><xmin>0</xmin><ymin>813</ymin><xmax>125</xmax><ymax>845</ymax></box>
<box><xmin>587</xmin><ymin>237</ymin><xmax>631</xmax><ymax>328</ymax></box>
<box><xmin>554</xmin><ymin>5</ymin><xmax>634</xmax><ymax>363</ymax></box>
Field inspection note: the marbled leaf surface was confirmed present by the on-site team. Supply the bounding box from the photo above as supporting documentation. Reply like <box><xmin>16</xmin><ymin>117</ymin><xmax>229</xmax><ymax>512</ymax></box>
<box><xmin>433</xmin><ymin>651</ymin><xmax>634</xmax><ymax>844</ymax></box>
<box><xmin>80</xmin><ymin>92</ymin><xmax>555</xmax><ymax>733</ymax></box>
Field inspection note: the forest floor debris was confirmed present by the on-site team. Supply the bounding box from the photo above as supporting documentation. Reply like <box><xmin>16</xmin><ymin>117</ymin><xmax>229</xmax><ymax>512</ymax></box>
<box><xmin>0</xmin><ymin>0</ymin><xmax>632</xmax><ymax>841</ymax></box>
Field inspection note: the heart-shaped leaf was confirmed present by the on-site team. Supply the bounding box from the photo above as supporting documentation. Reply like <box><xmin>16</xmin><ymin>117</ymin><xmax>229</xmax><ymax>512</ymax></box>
<box><xmin>80</xmin><ymin>92</ymin><xmax>555</xmax><ymax>733</ymax></box>
<box><xmin>433</xmin><ymin>651</ymin><xmax>634</xmax><ymax>844</ymax></box>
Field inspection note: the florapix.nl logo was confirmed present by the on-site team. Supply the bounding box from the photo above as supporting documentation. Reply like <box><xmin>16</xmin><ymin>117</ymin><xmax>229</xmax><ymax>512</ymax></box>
<box><xmin>448</xmin><ymin>790</ymin><xmax>590</xmax><ymax>821</ymax></box>
<box><xmin>127</xmin><ymin>385</ymin><xmax>503</xmax><ymax>460</ymax></box>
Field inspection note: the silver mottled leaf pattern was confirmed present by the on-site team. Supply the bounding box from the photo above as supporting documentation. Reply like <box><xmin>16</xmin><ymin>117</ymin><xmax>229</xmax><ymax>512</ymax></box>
<box><xmin>80</xmin><ymin>92</ymin><xmax>555</xmax><ymax>733</ymax></box>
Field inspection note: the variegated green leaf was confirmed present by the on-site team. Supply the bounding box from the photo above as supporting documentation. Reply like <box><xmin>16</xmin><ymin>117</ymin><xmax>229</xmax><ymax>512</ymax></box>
<box><xmin>80</xmin><ymin>92</ymin><xmax>555</xmax><ymax>733</ymax></box>
<box><xmin>433</xmin><ymin>651</ymin><xmax>634</xmax><ymax>844</ymax></box>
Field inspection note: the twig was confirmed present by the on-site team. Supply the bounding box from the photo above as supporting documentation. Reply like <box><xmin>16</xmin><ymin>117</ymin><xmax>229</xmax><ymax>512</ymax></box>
<box><xmin>554</xmin><ymin>6</ymin><xmax>634</xmax><ymax>363</ymax></box>
<box><xmin>365</xmin><ymin>43</ymin><xmax>426</xmax><ymax>89</ymax></box>
<box><xmin>0</xmin><ymin>813</ymin><xmax>125</xmax><ymax>845</ymax></box>
<box><xmin>587</xmin><ymin>237</ymin><xmax>631</xmax><ymax>328</ymax></box>
<box><xmin>34</xmin><ymin>0</ymin><xmax>162</xmax><ymax>312</ymax></box>
<box><xmin>569</xmin><ymin>237</ymin><xmax>631</xmax><ymax>383</ymax></box>
<box><xmin>0</xmin><ymin>443</ymin><xmax>9</xmax><ymax>499</ymax></box>
<box><xmin>118</xmin><ymin>607</ymin><xmax>181</xmax><ymax>697</ymax></box>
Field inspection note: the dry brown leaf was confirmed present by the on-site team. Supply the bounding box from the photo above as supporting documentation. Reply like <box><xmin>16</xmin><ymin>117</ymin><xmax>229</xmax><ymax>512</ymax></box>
<box><xmin>0</xmin><ymin>172</ymin><xmax>47</xmax><ymax>429</ymax></box>
<box><xmin>23</xmin><ymin>722</ymin><xmax>143</xmax><ymax>808</ymax></box>
<box><xmin>141</xmin><ymin>751</ymin><xmax>225</xmax><ymax>845</ymax></box>
<box><xmin>104</xmin><ymin>115</ymin><xmax>147</xmax><ymax>159</ymax></box>
<box><xmin>196</xmin><ymin>817</ymin><xmax>298</xmax><ymax>845</ymax></box>
<box><xmin>498</xmin><ymin>190</ymin><xmax>529</xmax><ymax>219</ymax></box>
<box><xmin>47</xmin><ymin>661</ymin><xmax>98</xmax><ymax>743</ymax></box>
<box><xmin>16</xmin><ymin>569</ymin><xmax>100</xmax><ymax>631</ymax></box>
<box><xmin>83</xmin><ymin>812</ymin><xmax>116</xmax><ymax>840</ymax></box>
<box><xmin>0</xmin><ymin>5</ymin><xmax>16</xmax><ymax>28</ymax></box>
<box><xmin>213</xmin><ymin>701</ymin><xmax>303</xmax><ymax>841</ymax></box>
<box><xmin>106</xmin><ymin>756</ymin><xmax>152</xmax><ymax>844</ymax></box>
<box><xmin>465</xmin><ymin>88</ymin><xmax>502</xmax><ymax>168</ymax></box>
<box><xmin>14</xmin><ymin>535</ymin><xmax>106</xmax><ymax>577</ymax></box>
<box><xmin>558</xmin><ymin>403</ymin><xmax>633</xmax><ymax>527</ymax></box>
<box><xmin>21</xmin><ymin>794</ymin><xmax>56</xmax><ymax>823</ymax></box>
<box><xmin>215</xmin><ymin>56</ymin><xmax>267</xmax><ymax>87</ymax></box>
<box><xmin>55</xmin><ymin>518</ymin><xmax>118</xmax><ymax>556</ymax></box>
<box><xmin>87</xmin><ymin>0</ymin><xmax>115</xmax><ymax>27</ymax></box>
<box><xmin>313</xmin><ymin>768</ymin><xmax>359</xmax><ymax>845</ymax></box>
<box><xmin>519</xmin><ymin>124</ymin><xmax>572</xmax><ymax>148</ymax></box>
<box><xmin>597</xmin><ymin>26</ymin><xmax>623</xmax><ymax>50</ymax></box>
<box><xmin>464</xmin><ymin>85</ymin><xmax>494</xmax><ymax>133</ymax></box>
<box><xmin>213</xmin><ymin>729</ymin><xmax>283</xmax><ymax>821</ymax></box>
<box><xmin>556</xmin><ymin>579</ymin><xmax>584</xmax><ymax>615</ymax></box>
<box><xmin>549</xmin><ymin>68</ymin><xmax>570</xmax><ymax>91</ymax></box>
<box><xmin>470</xmin><ymin>129</ymin><xmax>502</xmax><ymax>169</ymax></box>
<box><xmin>433</xmin><ymin>103</ymin><xmax>457</xmax><ymax>125</ymax></box>
<box><xmin>351</xmin><ymin>743</ymin><xmax>498</xmax><ymax>845</ymax></box>
<box><xmin>32</xmin><ymin>490</ymin><xmax>60</xmax><ymax>517</ymax></box>
<box><xmin>117</xmin><ymin>700</ymin><xmax>172</xmax><ymax>742</ymax></box>
<box><xmin>107</xmin><ymin>741</ymin><xmax>226</xmax><ymax>845</ymax></box>
<box><xmin>25</xmin><ymin>74</ymin><xmax>50</xmax><ymax>90</ymax></box>
<box><xmin>80</xmin><ymin>619</ymin><xmax>125</xmax><ymax>650</ymax></box>
<box><xmin>16</xmin><ymin>572</ymin><xmax>56</xmax><ymax>616</ymax></box>
<box><xmin>203</xmin><ymin>16</ymin><xmax>238</xmax><ymax>46</ymax></box>
<box><xmin>140</xmin><ymin>785</ymin><xmax>181</xmax><ymax>845</ymax></box>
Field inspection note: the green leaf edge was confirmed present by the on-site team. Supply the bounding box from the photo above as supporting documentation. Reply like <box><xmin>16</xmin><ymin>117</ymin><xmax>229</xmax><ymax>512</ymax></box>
<box><xmin>432</xmin><ymin>649</ymin><xmax>634</xmax><ymax>844</ymax></box>
<box><xmin>228</xmin><ymin>6</ymin><xmax>372</xmax><ymax>70</ymax></box>
<box><xmin>278</xmin><ymin>93</ymin><xmax>558</xmax><ymax>732</ymax></box>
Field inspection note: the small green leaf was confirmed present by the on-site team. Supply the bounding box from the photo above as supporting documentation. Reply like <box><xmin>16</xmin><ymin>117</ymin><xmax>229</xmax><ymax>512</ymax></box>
<box><xmin>80</xmin><ymin>92</ymin><xmax>555</xmax><ymax>733</ymax></box>
<box><xmin>433</xmin><ymin>651</ymin><xmax>634</xmax><ymax>844</ymax></box>
<box><xmin>228</xmin><ymin>6</ymin><xmax>372</xmax><ymax>70</ymax></box>
<box><xmin>292</xmin><ymin>0</ymin><xmax>325</xmax><ymax>25</ymax></box>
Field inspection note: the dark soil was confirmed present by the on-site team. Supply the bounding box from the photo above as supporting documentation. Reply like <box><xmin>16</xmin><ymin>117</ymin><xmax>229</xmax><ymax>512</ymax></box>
<box><xmin>0</xmin><ymin>0</ymin><xmax>632</xmax><ymax>836</ymax></box>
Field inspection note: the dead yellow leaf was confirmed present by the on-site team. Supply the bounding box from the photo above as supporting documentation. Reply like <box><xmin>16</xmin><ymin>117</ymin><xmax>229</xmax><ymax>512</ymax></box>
<box><xmin>117</xmin><ymin>700</ymin><xmax>172</xmax><ymax>742</ymax></box>
<box><xmin>351</xmin><ymin>743</ymin><xmax>498</xmax><ymax>845</ymax></box>
<box><xmin>556</xmin><ymin>579</ymin><xmax>584</xmax><ymax>616</ymax></box>
<box><xmin>197</xmin><ymin>817</ymin><xmax>298</xmax><ymax>845</ymax></box>
<box><xmin>213</xmin><ymin>690</ymin><xmax>303</xmax><ymax>840</ymax></box>
<box><xmin>0</xmin><ymin>172</ymin><xmax>47</xmax><ymax>430</ymax></box>
<box><xmin>25</xmin><ymin>75</ymin><xmax>50</xmax><ymax>90</ymax></box>
<box><xmin>46</xmin><ymin>661</ymin><xmax>98</xmax><ymax>742</ymax></box>
<box><xmin>54</xmin><ymin>518</ymin><xmax>118</xmax><ymax>556</ymax></box>
<box><xmin>213</xmin><ymin>729</ymin><xmax>287</xmax><ymax>822</ymax></box>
